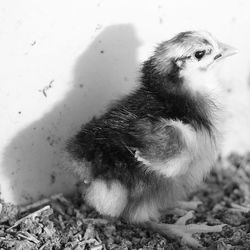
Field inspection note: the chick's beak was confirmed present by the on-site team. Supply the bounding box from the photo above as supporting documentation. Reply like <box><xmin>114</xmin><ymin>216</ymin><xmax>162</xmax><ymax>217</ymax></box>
<box><xmin>217</xmin><ymin>42</ymin><xmax>238</xmax><ymax>59</ymax></box>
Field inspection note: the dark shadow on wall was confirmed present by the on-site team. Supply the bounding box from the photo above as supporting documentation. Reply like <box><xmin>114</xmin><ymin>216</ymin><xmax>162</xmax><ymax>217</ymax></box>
<box><xmin>2</xmin><ymin>24</ymin><xmax>141</xmax><ymax>204</ymax></box>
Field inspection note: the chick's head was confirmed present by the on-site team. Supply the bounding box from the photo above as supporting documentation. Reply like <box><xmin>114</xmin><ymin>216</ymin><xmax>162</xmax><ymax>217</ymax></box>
<box><xmin>154</xmin><ymin>31</ymin><xmax>237</xmax><ymax>73</ymax></box>
<box><xmin>144</xmin><ymin>31</ymin><xmax>237</xmax><ymax>95</ymax></box>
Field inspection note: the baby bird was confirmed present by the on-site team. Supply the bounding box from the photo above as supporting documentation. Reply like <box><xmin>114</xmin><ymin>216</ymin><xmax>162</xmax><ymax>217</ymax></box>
<box><xmin>65</xmin><ymin>31</ymin><xmax>237</xmax><ymax>247</ymax></box>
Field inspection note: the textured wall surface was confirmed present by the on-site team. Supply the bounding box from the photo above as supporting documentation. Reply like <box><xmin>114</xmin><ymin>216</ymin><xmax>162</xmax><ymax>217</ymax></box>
<box><xmin>1</xmin><ymin>0</ymin><xmax>250</xmax><ymax>204</ymax></box>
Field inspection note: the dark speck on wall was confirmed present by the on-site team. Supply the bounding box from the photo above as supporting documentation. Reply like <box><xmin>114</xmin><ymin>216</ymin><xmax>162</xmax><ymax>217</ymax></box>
<box><xmin>50</xmin><ymin>172</ymin><xmax>56</xmax><ymax>185</ymax></box>
<box><xmin>39</xmin><ymin>80</ymin><xmax>54</xmax><ymax>97</ymax></box>
<box><xmin>95</xmin><ymin>24</ymin><xmax>102</xmax><ymax>31</ymax></box>
<box><xmin>231</xmin><ymin>17</ymin><xmax>237</xmax><ymax>23</ymax></box>
<box><xmin>227</xmin><ymin>88</ymin><xmax>232</xmax><ymax>93</ymax></box>
<box><xmin>22</xmin><ymin>193</ymin><xmax>33</xmax><ymax>202</ymax></box>
<box><xmin>47</xmin><ymin>136</ymin><xmax>55</xmax><ymax>146</ymax></box>
<box><xmin>31</xmin><ymin>41</ymin><xmax>36</xmax><ymax>46</ymax></box>
<box><xmin>79</xmin><ymin>84</ymin><xmax>84</xmax><ymax>88</ymax></box>
<box><xmin>46</xmin><ymin>135</ymin><xmax>60</xmax><ymax>147</ymax></box>
<box><xmin>100</xmin><ymin>50</ymin><xmax>104</xmax><ymax>54</ymax></box>
<box><xmin>18</xmin><ymin>111</ymin><xmax>22</xmax><ymax>114</ymax></box>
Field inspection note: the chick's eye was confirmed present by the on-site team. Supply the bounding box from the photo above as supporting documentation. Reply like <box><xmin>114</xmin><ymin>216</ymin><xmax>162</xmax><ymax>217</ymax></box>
<box><xmin>194</xmin><ymin>50</ymin><xmax>206</xmax><ymax>60</ymax></box>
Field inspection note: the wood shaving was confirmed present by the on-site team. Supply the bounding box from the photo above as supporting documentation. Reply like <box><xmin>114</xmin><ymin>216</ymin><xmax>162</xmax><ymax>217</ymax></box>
<box><xmin>0</xmin><ymin>152</ymin><xmax>250</xmax><ymax>249</ymax></box>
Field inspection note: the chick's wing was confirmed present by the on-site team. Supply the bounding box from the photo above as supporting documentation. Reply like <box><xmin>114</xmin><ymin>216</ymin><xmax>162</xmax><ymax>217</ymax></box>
<box><xmin>131</xmin><ymin>118</ymin><xmax>185</xmax><ymax>166</ymax></box>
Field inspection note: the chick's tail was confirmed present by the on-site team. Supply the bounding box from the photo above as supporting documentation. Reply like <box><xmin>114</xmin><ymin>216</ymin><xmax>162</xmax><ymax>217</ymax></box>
<box><xmin>61</xmin><ymin>151</ymin><xmax>93</xmax><ymax>184</ymax></box>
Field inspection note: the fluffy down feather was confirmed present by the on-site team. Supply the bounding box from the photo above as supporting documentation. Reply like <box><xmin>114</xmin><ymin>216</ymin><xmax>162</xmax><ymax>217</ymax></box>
<box><xmin>66</xmin><ymin>30</ymin><xmax>227</xmax><ymax>223</ymax></box>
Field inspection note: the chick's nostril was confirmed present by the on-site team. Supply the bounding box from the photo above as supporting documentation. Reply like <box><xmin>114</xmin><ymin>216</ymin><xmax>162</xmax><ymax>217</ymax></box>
<box><xmin>214</xmin><ymin>53</ymin><xmax>222</xmax><ymax>60</ymax></box>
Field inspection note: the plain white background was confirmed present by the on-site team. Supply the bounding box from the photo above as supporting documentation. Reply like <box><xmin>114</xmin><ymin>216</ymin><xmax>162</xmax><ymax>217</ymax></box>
<box><xmin>1</xmin><ymin>0</ymin><xmax>250</xmax><ymax>204</ymax></box>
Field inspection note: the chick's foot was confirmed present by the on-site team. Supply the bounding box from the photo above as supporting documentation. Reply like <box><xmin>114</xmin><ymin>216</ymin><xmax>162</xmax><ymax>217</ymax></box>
<box><xmin>146</xmin><ymin>211</ymin><xmax>225</xmax><ymax>248</ymax></box>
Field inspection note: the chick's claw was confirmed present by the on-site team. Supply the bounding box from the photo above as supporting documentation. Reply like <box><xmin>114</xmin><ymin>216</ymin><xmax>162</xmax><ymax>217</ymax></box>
<box><xmin>147</xmin><ymin>211</ymin><xmax>225</xmax><ymax>248</ymax></box>
<box><xmin>178</xmin><ymin>223</ymin><xmax>225</xmax><ymax>248</ymax></box>
<box><xmin>175</xmin><ymin>210</ymin><xmax>194</xmax><ymax>225</ymax></box>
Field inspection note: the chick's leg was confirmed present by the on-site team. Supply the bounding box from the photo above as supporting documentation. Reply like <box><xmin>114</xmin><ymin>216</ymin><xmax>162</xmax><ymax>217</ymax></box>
<box><xmin>177</xmin><ymin>200</ymin><xmax>202</xmax><ymax>210</ymax></box>
<box><xmin>145</xmin><ymin>211</ymin><xmax>224</xmax><ymax>248</ymax></box>
<box><xmin>163</xmin><ymin>200</ymin><xmax>202</xmax><ymax>217</ymax></box>
<box><xmin>163</xmin><ymin>200</ymin><xmax>203</xmax><ymax>217</ymax></box>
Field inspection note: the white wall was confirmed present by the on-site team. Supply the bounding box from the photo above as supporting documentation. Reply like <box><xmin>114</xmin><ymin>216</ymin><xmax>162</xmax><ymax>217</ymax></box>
<box><xmin>1</xmin><ymin>0</ymin><xmax>250</xmax><ymax>204</ymax></box>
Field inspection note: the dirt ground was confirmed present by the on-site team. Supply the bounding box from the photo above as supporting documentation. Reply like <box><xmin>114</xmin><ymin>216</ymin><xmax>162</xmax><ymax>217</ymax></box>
<box><xmin>1</xmin><ymin>152</ymin><xmax>250</xmax><ymax>250</ymax></box>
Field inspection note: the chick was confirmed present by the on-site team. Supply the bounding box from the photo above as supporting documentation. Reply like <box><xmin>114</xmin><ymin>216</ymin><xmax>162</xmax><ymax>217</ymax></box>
<box><xmin>65</xmin><ymin>31</ymin><xmax>237</xmax><ymax>247</ymax></box>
